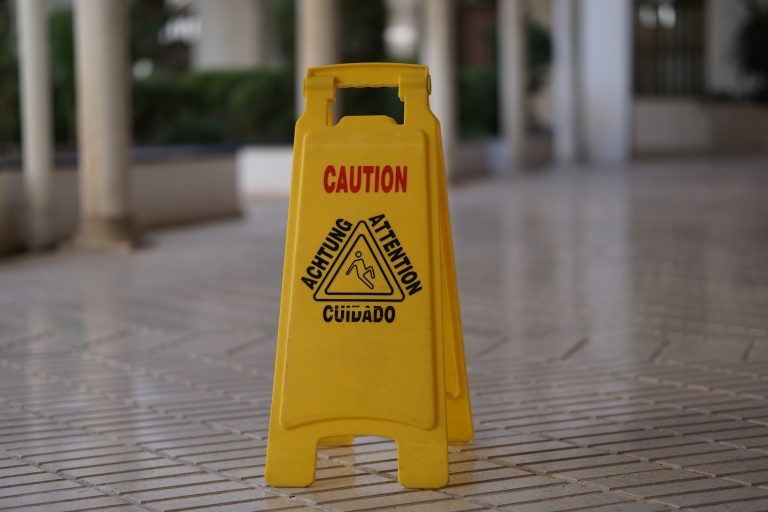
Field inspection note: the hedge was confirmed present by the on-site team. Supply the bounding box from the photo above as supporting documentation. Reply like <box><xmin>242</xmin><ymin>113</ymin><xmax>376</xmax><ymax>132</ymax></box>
<box><xmin>132</xmin><ymin>69</ymin><xmax>296</xmax><ymax>145</ymax></box>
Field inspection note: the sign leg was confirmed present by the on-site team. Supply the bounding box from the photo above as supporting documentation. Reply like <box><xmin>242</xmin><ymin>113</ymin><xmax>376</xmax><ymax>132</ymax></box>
<box><xmin>265</xmin><ymin>432</ymin><xmax>317</xmax><ymax>487</ymax></box>
<box><xmin>396</xmin><ymin>435</ymin><xmax>449</xmax><ymax>488</ymax></box>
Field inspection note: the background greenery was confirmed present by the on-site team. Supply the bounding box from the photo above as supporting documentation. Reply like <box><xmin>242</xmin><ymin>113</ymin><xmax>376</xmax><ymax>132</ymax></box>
<box><xmin>736</xmin><ymin>0</ymin><xmax>768</xmax><ymax>100</ymax></box>
<box><xmin>133</xmin><ymin>70</ymin><xmax>295</xmax><ymax>144</ymax></box>
<box><xmin>0</xmin><ymin>0</ymin><xmax>18</xmax><ymax>153</ymax></box>
<box><xmin>0</xmin><ymin>0</ymin><xmax>556</xmax><ymax>151</ymax></box>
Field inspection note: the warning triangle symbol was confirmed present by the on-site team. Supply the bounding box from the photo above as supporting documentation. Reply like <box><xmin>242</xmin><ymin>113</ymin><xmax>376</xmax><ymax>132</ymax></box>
<box><xmin>314</xmin><ymin>221</ymin><xmax>405</xmax><ymax>302</ymax></box>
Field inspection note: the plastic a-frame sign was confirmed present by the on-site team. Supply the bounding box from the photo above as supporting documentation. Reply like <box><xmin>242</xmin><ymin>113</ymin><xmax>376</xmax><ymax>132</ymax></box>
<box><xmin>266</xmin><ymin>63</ymin><xmax>473</xmax><ymax>489</ymax></box>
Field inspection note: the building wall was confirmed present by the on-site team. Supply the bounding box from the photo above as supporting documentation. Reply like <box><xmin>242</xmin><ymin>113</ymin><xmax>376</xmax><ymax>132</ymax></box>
<box><xmin>633</xmin><ymin>0</ymin><xmax>768</xmax><ymax>154</ymax></box>
<box><xmin>0</xmin><ymin>158</ymin><xmax>240</xmax><ymax>255</ymax></box>
<box><xmin>634</xmin><ymin>99</ymin><xmax>711</xmax><ymax>154</ymax></box>
<box><xmin>634</xmin><ymin>100</ymin><xmax>768</xmax><ymax>154</ymax></box>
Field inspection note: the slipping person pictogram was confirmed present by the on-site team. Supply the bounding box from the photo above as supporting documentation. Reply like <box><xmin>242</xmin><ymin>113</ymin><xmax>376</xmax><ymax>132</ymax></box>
<box><xmin>346</xmin><ymin>251</ymin><xmax>375</xmax><ymax>289</ymax></box>
<box><xmin>312</xmin><ymin>221</ymin><xmax>405</xmax><ymax>302</ymax></box>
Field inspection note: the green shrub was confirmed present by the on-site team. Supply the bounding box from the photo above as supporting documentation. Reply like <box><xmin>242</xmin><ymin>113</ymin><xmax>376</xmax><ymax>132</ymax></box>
<box><xmin>132</xmin><ymin>69</ymin><xmax>295</xmax><ymax>145</ymax></box>
<box><xmin>0</xmin><ymin>0</ymin><xmax>19</xmax><ymax>154</ymax></box>
<box><xmin>526</xmin><ymin>17</ymin><xmax>552</xmax><ymax>95</ymax></box>
<box><xmin>456</xmin><ymin>15</ymin><xmax>551</xmax><ymax>138</ymax></box>
<box><xmin>3</xmin><ymin>0</ymin><xmax>555</xmax><ymax>148</ymax></box>
<box><xmin>459</xmin><ymin>68</ymin><xmax>499</xmax><ymax>138</ymax></box>
<box><xmin>49</xmin><ymin>7</ymin><xmax>76</xmax><ymax>147</ymax></box>
<box><xmin>340</xmin><ymin>0</ymin><xmax>386</xmax><ymax>63</ymax></box>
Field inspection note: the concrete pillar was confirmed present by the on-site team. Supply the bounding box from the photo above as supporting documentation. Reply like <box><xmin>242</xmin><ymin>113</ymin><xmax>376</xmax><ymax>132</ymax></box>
<box><xmin>193</xmin><ymin>0</ymin><xmax>270</xmax><ymax>70</ymax></box>
<box><xmin>16</xmin><ymin>0</ymin><xmax>54</xmax><ymax>250</ymax></box>
<box><xmin>552</xmin><ymin>0</ymin><xmax>578</xmax><ymax>164</ymax></box>
<box><xmin>579</xmin><ymin>0</ymin><xmax>633</xmax><ymax>163</ymax></box>
<box><xmin>423</xmin><ymin>0</ymin><xmax>456</xmax><ymax>177</ymax></box>
<box><xmin>498</xmin><ymin>0</ymin><xmax>527</xmax><ymax>170</ymax></box>
<box><xmin>384</xmin><ymin>0</ymin><xmax>420</xmax><ymax>60</ymax></box>
<box><xmin>296</xmin><ymin>0</ymin><xmax>338</xmax><ymax>115</ymax></box>
<box><xmin>72</xmin><ymin>0</ymin><xmax>136</xmax><ymax>250</ymax></box>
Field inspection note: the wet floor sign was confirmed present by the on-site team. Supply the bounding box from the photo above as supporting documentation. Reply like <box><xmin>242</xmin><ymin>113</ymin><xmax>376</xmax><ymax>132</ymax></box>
<box><xmin>266</xmin><ymin>63</ymin><xmax>473</xmax><ymax>489</ymax></box>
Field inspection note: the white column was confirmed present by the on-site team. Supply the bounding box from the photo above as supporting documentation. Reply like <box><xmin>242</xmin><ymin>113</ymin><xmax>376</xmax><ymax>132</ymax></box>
<box><xmin>193</xmin><ymin>0</ymin><xmax>269</xmax><ymax>70</ymax></box>
<box><xmin>498</xmin><ymin>0</ymin><xmax>527</xmax><ymax>170</ymax></box>
<box><xmin>423</xmin><ymin>0</ymin><xmax>456</xmax><ymax>177</ymax></box>
<box><xmin>16</xmin><ymin>0</ymin><xmax>53</xmax><ymax>250</ymax></box>
<box><xmin>384</xmin><ymin>0</ymin><xmax>419</xmax><ymax>60</ymax></box>
<box><xmin>296</xmin><ymin>0</ymin><xmax>338</xmax><ymax>115</ymax></box>
<box><xmin>72</xmin><ymin>0</ymin><xmax>136</xmax><ymax>250</ymax></box>
<box><xmin>579</xmin><ymin>0</ymin><xmax>633</xmax><ymax>163</ymax></box>
<box><xmin>552</xmin><ymin>0</ymin><xmax>578</xmax><ymax>164</ymax></box>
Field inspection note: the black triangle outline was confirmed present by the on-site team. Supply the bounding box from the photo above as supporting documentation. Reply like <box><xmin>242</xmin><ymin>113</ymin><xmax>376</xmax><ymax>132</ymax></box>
<box><xmin>325</xmin><ymin>234</ymin><xmax>394</xmax><ymax>296</ymax></box>
<box><xmin>313</xmin><ymin>221</ymin><xmax>405</xmax><ymax>302</ymax></box>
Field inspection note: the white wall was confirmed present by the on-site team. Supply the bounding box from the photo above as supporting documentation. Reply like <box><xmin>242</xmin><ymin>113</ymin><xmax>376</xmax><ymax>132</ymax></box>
<box><xmin>237</xmin><ymin>146</ymin><xmax>293</xmax><ymax>197</ymax></box>
<box><xmin>0</xmin><ymin>157</ymin><xmax>240</xmax><ymax>254</ymax></box>
<box><xmin>132</xmin><ymin>157</ymin><xmax>240</xmax><ymax>228</ymax></box>
<box><xmin>634</xmin><ymin>99</ymin><xmax>711</xmax><ymax>153</ymax></box>
<box><xmin>634</xmin><ymin>99</ymin><xmax>768</xmax><ymax>154</ymax></box>
<box><xmin>579</xmin><ymin>0</ymin><xmax>633</xmax><ymax>163</ymax></box>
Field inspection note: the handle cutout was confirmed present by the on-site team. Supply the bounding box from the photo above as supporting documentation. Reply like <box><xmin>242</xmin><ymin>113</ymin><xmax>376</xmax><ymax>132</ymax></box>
<box><xmin>302</xmin><ymin>65</ymin><xmax>430</xmax><ymax>129</ymax></box>
<box><xmin>334</xmin><ymin>86</ymin><xmax>404</xmax><ymax>125</ymax></box>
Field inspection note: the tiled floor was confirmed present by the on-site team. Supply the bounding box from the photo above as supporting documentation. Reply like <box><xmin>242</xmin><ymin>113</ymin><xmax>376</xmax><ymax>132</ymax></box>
<box><xmin>2</xmin><ymin>158</ymin><xmax>768</xmax><ymax>511</ymax></box>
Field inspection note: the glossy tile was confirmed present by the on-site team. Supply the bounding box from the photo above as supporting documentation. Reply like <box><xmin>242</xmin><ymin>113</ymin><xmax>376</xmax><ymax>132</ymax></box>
<box><xmin>2</xmin><ymin>159</ymin><xmax>768</xmax><ymax>510</ymax></box>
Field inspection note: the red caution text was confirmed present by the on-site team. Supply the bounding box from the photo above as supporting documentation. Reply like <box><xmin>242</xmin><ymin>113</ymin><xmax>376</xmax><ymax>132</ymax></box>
<box><xmin>324</xmin><ymin>165</ymin><xmax>407</xmax><ymax>193</ymax></box>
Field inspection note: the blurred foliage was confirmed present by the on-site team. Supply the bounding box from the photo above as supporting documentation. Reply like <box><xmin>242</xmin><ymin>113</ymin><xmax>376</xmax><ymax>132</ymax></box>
<box><xmin>132</xmin><ymin>70</ymin><xmax>295</xmax><ymax>144</ymax></box>
<box><xmin>736</xmin><ymin>0</ymin><xmax>768</xmax><ymax>100</ymax></box>
<box><xmin>0</xmin><ymin>0</ymin><xmax>398</xmax><ymax>149</ymax></box>
<box><xmin>337</xmin><ymin>0</ymin><xmax>400</xmax><ymax>121</ymax></box>
<box><xmin>132</xmin><ymin>0</ymin><xmax>392</xmax><ymax>144</ymax></box>
<box><xmin>0</xmin><ymin>0</ymin><xmax>554</xmax><ymax>147</ymax></box>
<box><xmin>337</xmin><ymin>86</ymin><xmax>404</xmax><ymax>124</ymax></box>
<box><xmin>129</xmin><ymin>0</ymin><xmax>189</xmax><ymax>73</ymax></box>
<box><xmin>0</xmin><ymin>0</ymin><xmax>19</xmax><ymax>154</ymax></box>
<box><xmin>459</xmin><ymin>68</ymin><xmax>498</xmax><ymax>138</ymax></box>
<box><xmin>130</xmin><ymin>0</ymin><xmax>167</xmax><ymax>65</ymax></box>
<box><xmin>49</xmin><ymin>8</ymin><xmax>76</xmax><ymax>147</ymax></box>
<box><xmin>526</xmin><ymin>17</ymin><xmax>552</xmax><ymax>95</ymax></box>
<box><xmin>458</xmin><ymin>15</ymin><xmax>552</xmax><ymax>138</ymax></box>
<box><xmin>340</xmin><ymin>0</ymin><xmax>385</xmax><ymax>62</ymax></box>
<box><xmin>274</xmin><ymin>0</ymin><xmax>295</xmax><ymax>67</ymax></box>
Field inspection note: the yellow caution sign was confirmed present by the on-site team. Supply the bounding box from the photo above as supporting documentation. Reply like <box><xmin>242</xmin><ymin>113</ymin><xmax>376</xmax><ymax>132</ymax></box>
<box><xmin>266</xmin><ymin>63</ymin><xmax>473</xmax><ymax>489</ymax></box>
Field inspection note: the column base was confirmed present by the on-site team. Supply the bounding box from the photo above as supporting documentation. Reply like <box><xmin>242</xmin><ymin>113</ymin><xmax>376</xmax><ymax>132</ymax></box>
<box><xmin>67</xmin><ymin>217</ymin><xmax>141</xmax><ymax>252</ymax></box>
<box><xmin>25</xmin><ymin>211</ymin><xmax>56</xmax><ymax>252</ymax></box>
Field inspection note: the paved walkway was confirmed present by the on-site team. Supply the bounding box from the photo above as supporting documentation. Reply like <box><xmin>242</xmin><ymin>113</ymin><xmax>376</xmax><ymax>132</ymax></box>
<box><xmin>1</xmin><ymin>159</ymin><xmax>768</xmax><ymax>511</ymax></box>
